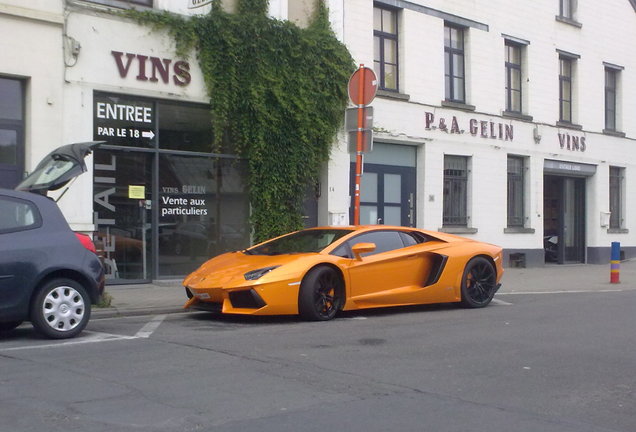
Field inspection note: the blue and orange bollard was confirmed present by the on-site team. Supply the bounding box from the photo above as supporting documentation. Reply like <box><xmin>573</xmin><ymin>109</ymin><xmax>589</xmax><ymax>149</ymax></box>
<box><xmin>610</xmin><ymin>241</ymin><xmax>620</xmax><ymax>284</ymax></box>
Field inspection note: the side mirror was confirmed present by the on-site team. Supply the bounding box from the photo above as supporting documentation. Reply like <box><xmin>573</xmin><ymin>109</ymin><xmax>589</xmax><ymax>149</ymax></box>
<box><xmin>351</xmin><ymin>242</ymin><xmax>376</xmax><ymax>261</ymax></box>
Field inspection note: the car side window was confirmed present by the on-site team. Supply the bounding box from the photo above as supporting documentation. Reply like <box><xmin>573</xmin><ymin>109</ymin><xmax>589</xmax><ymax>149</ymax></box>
<box><xmin>399</xmin><ymin>231</ymin><xmax>428</xmax><ymax>246</ymax></box>
<box><xmin>331</xmin><ymin>243</ymin><xmax>352</xmax><ymax>258</ymax></box>
<box><xmin>0</xmin><ymin>196</ymin><xmax>41</xmax><ymax>234</ymax></box>
<box><xmin>347</xmin><ymin>231</ymin><xmax>405</xmax><ymax>257</ymax></box>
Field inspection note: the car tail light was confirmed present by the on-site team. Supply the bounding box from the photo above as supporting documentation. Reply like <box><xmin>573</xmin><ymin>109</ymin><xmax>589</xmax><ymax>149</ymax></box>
<box><xmin>75</xmin><ymin>233</ymin><xmax>97</xmax><ymax>253</ymax></box>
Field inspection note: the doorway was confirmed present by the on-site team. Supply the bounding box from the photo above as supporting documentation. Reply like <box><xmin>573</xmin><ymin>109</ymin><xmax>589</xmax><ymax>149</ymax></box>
<box><xmin>543</xmin><ymin>175</ymin><xmax>586</xmax><ymax>263</ymax></box>
<box><xmin>350</xmin><ymin>163</ymin><xmax>416</xmax><ymax>226</ymax></box>
<box><xmin>349</xmin><ymin>143</ymin><xmax>417</xmax><ymax>227</ymax></box>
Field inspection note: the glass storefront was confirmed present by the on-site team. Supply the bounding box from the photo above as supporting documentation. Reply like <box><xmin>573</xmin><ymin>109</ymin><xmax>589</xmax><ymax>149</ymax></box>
<box><xmin>157</xmin><ymin>154</ymin><xmax>249</xmax><ymax>276</ymax></box>
<box><xmin>93</xmin><ymin>92</ymin><xmax>250</xmax><ymax>283</ymax></box>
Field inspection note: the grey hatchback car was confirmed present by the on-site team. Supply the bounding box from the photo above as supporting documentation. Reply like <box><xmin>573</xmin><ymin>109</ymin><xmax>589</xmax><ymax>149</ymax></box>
<box><xmin>0</xmin><ymin>142</ymin><xmax>105</xmax><ymax>339</ymax></box>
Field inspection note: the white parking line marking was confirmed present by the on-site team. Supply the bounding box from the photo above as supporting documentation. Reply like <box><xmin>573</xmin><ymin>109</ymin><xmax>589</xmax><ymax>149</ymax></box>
<box><xmin>0</xmin><ymin>331</ymin><xmax>135</xmax><ymax>352</ymax></box>
<box><xmin>134</xmin><ymin>314</ymin><xmax>166</xmax><ymax>338</ymax></box>
<box><xmin>0</xmin><ymin>315</ymin><xmax>166</xmax><ymax>352</ymax></box>
<box><xmin>499</xmin><ymin>289</ymin><xmax>624</xmax><ymax>295</ymax></box>
<box><xmin>491</xmin><ymin>298</ymin><xmax>513</xmax><ymax>306</ymax></box>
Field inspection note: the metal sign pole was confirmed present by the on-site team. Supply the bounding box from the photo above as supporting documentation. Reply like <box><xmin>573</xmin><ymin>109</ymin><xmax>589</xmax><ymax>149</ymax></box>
<box><xmin>353</xmin><ymin>65</ymin><xmax>365</xmax><ymax>225</ymax></box>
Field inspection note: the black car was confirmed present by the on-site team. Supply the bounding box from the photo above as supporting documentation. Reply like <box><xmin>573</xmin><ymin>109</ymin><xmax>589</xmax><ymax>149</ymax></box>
<box><xmin>0</xmin><ymin>142</ymin><xmax>105</xmax><ymax>339</ymax></box>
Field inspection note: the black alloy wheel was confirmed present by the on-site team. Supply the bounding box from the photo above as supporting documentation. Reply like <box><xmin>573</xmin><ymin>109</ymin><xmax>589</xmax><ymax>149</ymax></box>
<box><xmin>298</xmin><ymin>266</ymin><xmax>343</xmax><ymax>321</ymax></box>
<box><xmin>460</xmin><ymin>257</ymin><xmax>497</xmax><ymax>308</ymax></box>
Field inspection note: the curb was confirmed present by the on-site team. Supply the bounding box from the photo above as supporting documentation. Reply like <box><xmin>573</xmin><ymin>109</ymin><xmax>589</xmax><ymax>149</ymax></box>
<box><xmin>92</xmin><ymin>306</ymin><xmax>187</xmax><ymax>319</ymax></box>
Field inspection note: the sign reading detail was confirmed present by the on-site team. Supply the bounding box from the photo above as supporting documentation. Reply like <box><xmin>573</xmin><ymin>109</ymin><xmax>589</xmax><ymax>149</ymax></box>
<box><xmin>111</xmin><ymin>51</ymin><xmax>191</xmax><ymax>86</ymax></box>
<box><xmin>425</xmin><ymin>112</ymin><xmax>514</xmax><ymax>141</ymax></box>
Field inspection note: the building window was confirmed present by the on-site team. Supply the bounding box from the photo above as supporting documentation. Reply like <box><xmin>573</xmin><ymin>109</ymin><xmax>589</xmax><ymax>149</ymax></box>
<box><xmin>559</xmin><ymin>56</ymin><xmax>573</xmax><ymax>123</ymax></box>
<box><xmin>444</xmin><ymin>24</ymin><xmax>466</xmax><ymax>103</ymax></box>
<box><xmin>507</xmin><ymin>156</ymin><xmax>525</xmax><ymax>227</ymax></box>
<box><xmin>374</xmin><ymin>6</ymin><xmax>399</xmax><ymax>91</ymax></box>
<box><xmin>443</xmin><ymin>155</ymin><xmax>468</xmax><ymax>226</ymax></box>
<box><xmin>559</xmin><ymin>0</ymin><xmax>574</xmax><ymax>19</ymax></box>
<box><xmin>609</xmin><ymin>166</ymin><xmax>624</xmax><ymax>229</ymax></box>
<box><xmin>0</xmin><ymin>77</ymin><xmax>25</xmax><ymax>189</ymax></box>
<box><xmin>505</xmin><ymin>42</ymin><xmax>522</xmax><ymax>113</ymax></box>
<box><xmin>83</xmin><ymin>0</ymin><xmax>152</xmax><ymax>9</ymax></box>
<box><xmin>605</xmin><ymin>68</ymin><xmax>618</xmax><ymax>131</ymax></box>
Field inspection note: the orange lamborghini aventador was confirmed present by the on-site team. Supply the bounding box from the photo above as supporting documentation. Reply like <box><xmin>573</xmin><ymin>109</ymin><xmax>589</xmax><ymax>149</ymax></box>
<box><xmin>183</xmin><ymin>225</ymin><xmax>504</xmax><ymax>320</ymax></box>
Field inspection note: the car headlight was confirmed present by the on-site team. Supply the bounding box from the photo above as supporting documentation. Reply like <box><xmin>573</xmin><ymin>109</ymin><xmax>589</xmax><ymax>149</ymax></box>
<box><xmin>244</xmin><ymin>265</ymin><xmax>280</xmax><ymax>281</ymax></box>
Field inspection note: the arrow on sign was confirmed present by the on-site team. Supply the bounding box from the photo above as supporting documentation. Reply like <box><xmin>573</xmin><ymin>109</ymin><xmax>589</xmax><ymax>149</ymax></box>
<box><xmin>142</xmin><ymin>130</ymin><xmax>155</xmax><ymax>139</ymax></box>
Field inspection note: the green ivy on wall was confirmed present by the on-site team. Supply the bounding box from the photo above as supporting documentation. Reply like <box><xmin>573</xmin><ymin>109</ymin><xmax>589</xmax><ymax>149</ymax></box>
<box><xmin>125</xmin><ymin>0</ymin><xmax>354</xmax><ymax>242</ymax></box>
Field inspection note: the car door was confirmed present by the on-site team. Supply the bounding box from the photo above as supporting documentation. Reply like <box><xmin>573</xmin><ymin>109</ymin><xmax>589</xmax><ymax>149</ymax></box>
<box><xmin>0</xmin><ymin>193</ymin><xmax>42</xmax><ymax>318</ymax></box>
<box><xmin>339</xmin><ymin>230</ymin><xmax>430</xmax><ymax>307</ymax></box>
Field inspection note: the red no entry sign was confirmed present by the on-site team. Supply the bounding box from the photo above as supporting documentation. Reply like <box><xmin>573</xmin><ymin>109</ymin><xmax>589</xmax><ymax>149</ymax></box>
<box><xmin>348</xmin><ymin>66</ymin><xmax>378</xmax><ymax>106</ymax></box>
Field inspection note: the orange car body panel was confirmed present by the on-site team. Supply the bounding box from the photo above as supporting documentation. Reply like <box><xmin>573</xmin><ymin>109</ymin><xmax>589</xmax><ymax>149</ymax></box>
<box><xmin>183</xmin><ymin>225</ymin><xmax>504</xmax><ymax>316</ymax></box>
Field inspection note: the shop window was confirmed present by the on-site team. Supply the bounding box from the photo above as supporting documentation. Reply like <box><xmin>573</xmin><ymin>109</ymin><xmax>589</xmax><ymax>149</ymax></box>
<box><xmin>443</xmin><ymin>155</ymin><xmax>469</xmax><ymax>227</ymax></box>
<box><xmin>157</xmin><ymin>154</ymin><xmax>250</xmax><ymax>276</ymax></box>
<box><xmin>507</xmin><ymin>156</ymin><xmax>525</xmax><ymax>227</ymax></box>
<box><xmin>0</xmin><ymin>77</ymin><xmax>25</xmax><ymax>189</ymax></box>
<box><xmin>93</xmin><ymin>91</ymin><xmax>250</xmax><ymax>281</ymax></box>
<box><xmin>609</xmin><ymin>166</ymin><xmax>624</xmax><ymax>229</ymax></box>
<box><xmin>158</xmin><ymin>101</ymin><xmax>214</xmax><ymax>152</ymax></box>
<box><xmin>444</xmin><ymin>24</ymin><xmax>466</xmax><ymax>104</ymax></box>
<box><xmin>374</xmin><ymin>6</ymin><xmax>399</xmax><ymax>91</ymax></box>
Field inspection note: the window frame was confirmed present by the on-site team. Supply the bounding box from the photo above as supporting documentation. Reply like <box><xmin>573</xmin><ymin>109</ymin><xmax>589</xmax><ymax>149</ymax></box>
<box><xmin>373</xmin><ymin>5</ymin><xmax>400</xmax><ymax>92</ymax></box>
<box><xmin>604</xmin><ymin>68</ymin><xmax>618</xmax><ymax>131</ymax></box>
<box><xmin>443</xmin><ymin>155</ymin><xmax>469</xmax><ymax>227</ymax></box>
<box><xmin>559</xmin><ymin>0</ymin><xmax>574</xmax><ymax>19</ymax></box>
<box><xmin>505</xmin><ymin>41</ymin><xmax>523</xmax><ymax>114</ymax></box>
<box><xmin>507</xmin><ymin>156</ymin><xmax>525</xmax><ymax>228</ymax></box>
<box><xmin>609</xmin><ymin>166</ymin><xmax>624</xmax><ymax>229</ymax></box>
<box><xmin>559</xmin><ymin>56</ymin><xmax>573</xmax><ymax>123</ymax></box>
<box><xmin>81</xmin><ymin>0</ymin><xmax>152</xmax><ymax>9</ymax></box>
<box><xmin>444</xmin><ymin>23</ymin><xmax>466</xmax><ymax>104</ymax></box>
<box><xmin>0</xmin><ymin>77</ymin><xmax>26</xmax><ymax>189</ymax></box>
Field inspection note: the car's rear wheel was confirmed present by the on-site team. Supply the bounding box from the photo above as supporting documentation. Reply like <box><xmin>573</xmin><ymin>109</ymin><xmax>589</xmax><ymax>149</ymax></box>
<box><xmin>0</xmin><ymin>321</ymin><xmax>23</xmax><ymax>332</ymax></box>
<box><xmin>298</xmin><ymin>266</ymin><xmax>343</xmax><ymax>321</ymax></box>
<box><xmin>460</xmin><ymin>257</ymin><xmax>497</xmax><ymax>308</ymax></box>
<box><xmin>31</xmin><ymin>278</ymin><xmax>91</xmax><ymax>339</ymax></box>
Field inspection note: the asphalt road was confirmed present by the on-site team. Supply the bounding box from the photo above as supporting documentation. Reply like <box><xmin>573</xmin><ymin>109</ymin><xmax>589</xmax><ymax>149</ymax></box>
<box><xmin>1</xmin><ymin>290</ymin><xmax>635</xmax><ymax>432</ymax></box>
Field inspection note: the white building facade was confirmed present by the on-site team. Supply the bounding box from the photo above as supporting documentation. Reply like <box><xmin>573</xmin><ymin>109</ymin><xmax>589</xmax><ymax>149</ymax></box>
<box><xmin>324</xmin><ymin>0</ymin><xmax>636</xmax><ymax>267</ymax></box>
<box><xmin>1</xmin><ymin>0</ymin><xmax>635</xmax><ymax>285</ymax></box>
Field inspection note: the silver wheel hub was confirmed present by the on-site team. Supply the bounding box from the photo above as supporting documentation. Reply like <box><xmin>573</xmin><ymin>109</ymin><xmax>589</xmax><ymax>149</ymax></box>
<box><xmin>42</xmin><ymin>286</ymin><xmax>85</xmax><ymax>332</ymax></box>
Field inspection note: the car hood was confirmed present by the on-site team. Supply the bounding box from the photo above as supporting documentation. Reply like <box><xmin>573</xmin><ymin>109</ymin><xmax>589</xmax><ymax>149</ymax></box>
<box><xmin>183</xmin><ymin>251</ymin><xmax>317</xmax><ymax>289</ymax></box>
<box><xmin>15</xmin><ymin>141</ymin><xmax>103</xmax><ymax>194</ymax></box>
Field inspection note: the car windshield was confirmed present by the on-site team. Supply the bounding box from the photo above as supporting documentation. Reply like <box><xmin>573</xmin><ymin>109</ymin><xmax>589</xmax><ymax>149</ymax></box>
<box><xmin>17</xmin><ymin>156</ymin><xmax>76</xmax><ymax>190</ymax></box>
<box><xmin>246</xmin><ymin>229</ymin><xmax>353</xmax><ymax>255</ymax></box>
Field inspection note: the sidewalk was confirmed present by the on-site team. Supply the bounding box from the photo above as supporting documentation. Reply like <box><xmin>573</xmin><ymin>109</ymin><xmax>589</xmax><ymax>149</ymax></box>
<box><xmin>92</xmin><ymin>260</ymin><xmax>636</xmax><ymax>319</ymax></box>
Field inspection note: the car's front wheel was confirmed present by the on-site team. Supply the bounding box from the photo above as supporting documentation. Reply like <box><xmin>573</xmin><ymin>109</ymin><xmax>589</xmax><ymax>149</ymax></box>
<box><xmin>30</xmin><ymin>278</ymin><xmax>91</xmax><ymax>339</ymax></box>
<box><xmin>459</xmin><ymin>257</ymin><xmax>497</xmax><ymax>308</ymax></box>
<box><xmin>298</xmin><ymin>266</ymin><xmax>343</xmax><ymax>321</ymax></box>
